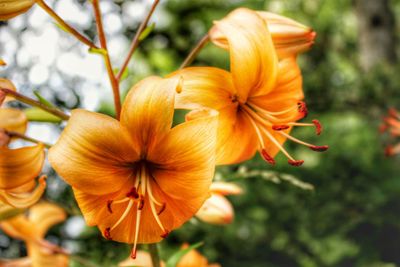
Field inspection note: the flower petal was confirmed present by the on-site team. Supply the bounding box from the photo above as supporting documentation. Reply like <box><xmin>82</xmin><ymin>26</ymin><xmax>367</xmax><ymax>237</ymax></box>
<box><xmin>0</xmin><ymin>78</ymin><xmax>17</xmax><ymax>105</ymax></box>
<box><xmin>121</xmin><ymin>76</ymin><xmax>180</xmax><ymax>155</ymax></box>
<box><xmin>168</xmin><ymin>67</ymin><xmax>235</xmax><ymax>110</ymax></box>
<box><xmin>49</xmin><ymin>109</ymin><xmax>139</xmax><ymax>195</ymax></box>
<box><xmin>0</xmin><ymin>108</ymin><xmax>27</xmax><ymax>135</ymax></box>
<box><xmin>28</xmin><ymin>202</ymin><xmax>66</xmax><ymax>238</ymax></box>
<box><xmin>210</xmin><ymin>182</ymin><xmax>243</xmax><ymax>195</ymax></box>
<box><xmin>216</xmin><ymin>107</ymin><xmax>258</xmax><ymax>165</ymax></box>
<box><xmin>249</xmin><ymin>57</ymin><xmax>304</xmax><ymax>123</ymax></box>
<box><xmin>210</xmin><ymin>8</ymin><xmax>278</xmax><ymax>100</ymax></box>
<box><xmin>0</xmin><ymin>144</ymin><xmax>44</xmax><ymax>190</ymax></box>
<box><xmin>148</xmin><ymin>109</ymin><xmax>218</xmax><ymax>201</ymax></box>
<box><xmin>196</xmin><ymin>194</ymin><xmax>234</xmax><ymax>225</ymax></box>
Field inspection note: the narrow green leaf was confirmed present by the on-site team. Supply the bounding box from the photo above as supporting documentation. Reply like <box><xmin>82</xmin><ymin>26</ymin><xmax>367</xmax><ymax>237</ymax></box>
<box><xmin>88</xmin><ymin>47</ymin><xmax>108</xmax><ymax>56</ymax></box>
<box><xmin>139</xmin><ymin>23</ymin><xmax>155</xmax><ymax>41</ymax></box>
<box><xmin>24</xmin><ymin>107</ymin><xmax>62</xmax><ymax>123</ymax></box>
<box><xmin>33</xmin><ymin>90</ymin><xmax>55</xmax><ymax>108</ymax></box>
<box><xmin>166</xmin><ymin>242</ymin><xmax>203</xmax><ymax>267</ymax></box>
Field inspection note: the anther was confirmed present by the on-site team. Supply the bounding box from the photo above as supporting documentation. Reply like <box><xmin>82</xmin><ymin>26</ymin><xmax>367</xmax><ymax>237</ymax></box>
<box><xmin>157</xmin><ymin>203</ymin><xmax>166</xmax><ymax>215</ymax></box>
<box><xmin>260</xmin><ymin>149</ymin><xmax>276</xmax><ymax>165</ymax></box>
<box><xmin>297</xmin><ymin>101</ymin><xmax>308</xmax><ymax>118</ymax></box>
<box><xmin>104</xmin><ymin>227</ymin><xmax>112</xmax><ymax>240</ymax></box>
<box><xmin>312</xmin><ymin>120</ymin><xmax>322</xmax><ymax>135</ymax></box>
<box><xmin>107</xmin><ymin>200</ymin><xmax>113</xmax><ymax>213</ymax></box>
<box><xmin>130</xmin><ymin>247</ymin><xmax>137</xmax><ymax>259</ymax></box>
<box><xmin>272</xmin><ymin>125</ymin><xmax>290</xmax><ymax>131</ymax></box>
<box><xmin>161</xmin><ymin>230</ymin><xmax>170</xmax><ymax>239</ymax></box>
<box><xmin>126</xmin><ymin>187</ymin><xmax>139</xmax><ymax>199</ymax></box>
<box><xmin>309</xmin><ymin>145</ymin><xmax>329</xmax><ymax>152</ymax></box>
<box><xmin>138</xmin><ymin>196</ymin><xmax>145</xmax><ymax>210</ymax></box>
<box><xmin>288</xmin><ymin>159</ymin><xmax>304</xmax><ymax>167</ymax></box>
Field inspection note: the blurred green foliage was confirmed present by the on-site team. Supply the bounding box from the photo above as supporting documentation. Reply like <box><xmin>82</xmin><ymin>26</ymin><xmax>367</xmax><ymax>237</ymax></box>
<box><xmin>2</xmin><ymin>0</ymin><xmax>400</xmax><ymax>266</ymax></box>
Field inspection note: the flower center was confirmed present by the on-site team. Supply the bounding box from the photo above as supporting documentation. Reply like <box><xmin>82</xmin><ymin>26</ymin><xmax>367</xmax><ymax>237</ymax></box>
<box><xmin>104</xmin><ymin>164</ymin><xmax>168</xmax><ymax>259</ymax></box>
<box><xmin>241</xmin><ymin>100</ymin><xmax>328</xmax><ymax>166</ymax></box>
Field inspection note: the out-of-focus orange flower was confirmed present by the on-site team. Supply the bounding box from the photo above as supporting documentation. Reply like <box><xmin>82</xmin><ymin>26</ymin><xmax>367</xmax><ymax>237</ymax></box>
<box><xmin>49</xmin><ymin>76</ymin><xmax>218</xmax><ymax>258</ymax></box>
<box><xmin>0</xmin><ymin>59</ymin><xmax>6</xmax><ymax>66</ymax></box>
<box><xmin>177</xmin><ymin>244</ymin><xmax>220</xmax><ymax>267</ymax></box>
<box><xmin>196</xmin><ymin>182</ymin><xmax>242</xmax><ymax>225</ymax></box>
<box><xmin>381</xmin><ymin>108</ymin><xmax>400</xmax><ymax>156</ymax></box>
<box><xmin>0</xmin><ymin>143</ymin><xmax>46</xmax><ymax>208</ymax></box>
<box><xmin>171</xmin><ymin>8</ymin><xmax>327</xmax><ymax>166</ymax></box>
<box><xmin>0</xmin><ymin>202</ymin><xmax>68</xmax><ymax>267</ymax></box>
<box><xmin>209</xmin><ymin>8</ymin><xmax>316</xmax><ymax>59</ymax></box>
<box><xmin>0</xmin><ymin>108</ymin><xmax>28</xmax><ymax>137</ymax></box>
<box><xmin>0</xmin><ymin>0</ymin><xmax>35</xmax><ymax>21</ymax></box>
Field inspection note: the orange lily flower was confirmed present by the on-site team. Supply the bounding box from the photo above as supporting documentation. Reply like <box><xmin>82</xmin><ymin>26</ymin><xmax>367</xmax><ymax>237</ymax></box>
<box><xmin>0</xmin><ymin>143</ymin><xmax>46</xmax><ymax>208</ymax></box>
<box><xmin>209</xmin><ymin>8</ymin><xmax>316</xmax><ymax>59</ymax></box>
<box><xmin>196</xmin><ymin>182</ymin><xmax>242</xmax><ymax>225</ymax></box>
<box><xmin>0</xmin><ymin>0</ymin><xmax>35</xmax><ymax>21</ymax></box>
<box><xmin>0</xmin><ymin>202</ymin><xmax>68</xmax><ymax>267</ymax></box>
<box><xmin>380</xmin><ymin>108</ymin><xmax>400</xmax><ymax>156</ymax></box>
<box><xmin>49</xmin><ymin>76</ymin><xmax>218</xmax><ymax>258</ymax></box>
<box><xmin>177</xmin><ymin>244</ymin><xmax>220</xmax><ymax>267</ymax></box>
<box><xmin>171</xmin><ymin>8</ymin><xmax>327</xmax><ymax>166</ymax></box>
<box><xmin>0</xmin><ymin>59</ymin><xmax>6</xmax><ymax>66</ymax></box>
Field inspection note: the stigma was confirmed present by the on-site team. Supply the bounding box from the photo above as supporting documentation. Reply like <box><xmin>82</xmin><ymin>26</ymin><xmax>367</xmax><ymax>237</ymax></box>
<box><xmin>103</xmin><ymin>165</ymin><xmax>169</xmax><ymax>259</ymax></box>
<box><xmin>242</xmin><ymin>100</ymin><xmax>328</xmax><ymax>166</ymax></box>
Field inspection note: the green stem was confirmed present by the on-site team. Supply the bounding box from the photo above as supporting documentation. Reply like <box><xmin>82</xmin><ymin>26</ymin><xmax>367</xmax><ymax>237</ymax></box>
<box><xmin>5</xmin><ymin>130</ymin><xmax>52</xmax><ymax>148</ymax></box>
<box><xmin>116</xmin><ymin>0</ymin><xmax>160</xmax><ymax>82</ymax></box>
<box><xmin>148</xmin><ymin>243</ymin><xmax>161</xmax><ymax>267</ymax></box>
<box><xmin>0</xmin><ymin>88</ymin><xmax>70</xmax><ymax>120</ymax></box>
<box><xmin>36</xmin><ymin>0</ymin><xmax>98</xmax><ymax>49</ymax></box>
<box><xmin>179</xmin><ymin>34</ymin><xmax>210</xmax><ymax>69</ymax></box>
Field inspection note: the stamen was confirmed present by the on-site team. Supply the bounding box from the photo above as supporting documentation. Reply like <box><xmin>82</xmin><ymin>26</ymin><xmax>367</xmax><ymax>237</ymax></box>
<box><xmin>110</xmin><ymin>200</ymin><xmax>134</xmax><ymax>232</ymax></box>
<box><xmin>297</xmin><ymin>101</ymin><xmax>308</xmax><ymax>118</ymax></box>
<box><xmin>131</xmin><ymin>206</ymin><xmax>142</xmax><ymax>259</ymax></box>
<box><xmin>258</xmin><ymin>125</ymin><xmax>297</xmax><ymax>162</ymax></box>
<box><xmin>146</xmin><ymin>178</ymin><xmax>168</xmax><ymax>233</ymax></box>
<box><xmin>288</xmin><ymin>160</ymin><xmax>304</xmax><ymax>166</ymax></box>
<box><xmin>146</xmin><ymin>174</ymin><xmax>164</xmax><ymax>207</ymax></box>
<box><xmin>312</xmin><ymin>120</ymin><xmax>322</xmax><ymax>135</ymax></box>
<box><xmin>157</xmin><ymin>203</ymin><xmax>166</xmax><ymax>215</ymax></box>
<box><xmin>161</xmin><ymin>230</ymin><xmax>170</xmax><ymax>238</ymax></box>
<box><xmin>107</xmin><ymin>200</ymin><xmax>113</xmax><ymax>213</ymax></box>
<box><xmin>104</xmin><ymin>227</ymin><xmax>112</xmax><ymax>240</ymax></box>
<box><xmin>138</xmin><ymin>195</ymin><xmax>145</xmax><ymax>210</ymax></box>
<box><xmin>278</xmin><ymin>131</ymin><xmax>328</xmax><ymax>152</ymax></box>
<box><xmin>272</xmin><ymin>125</ymin><xmax>290</xmax><ymax>131</ymax></box>
<box><xmin>260</xmin><ymin>149</ymin><xmax>276</xmax><ymax>165</ymax></box>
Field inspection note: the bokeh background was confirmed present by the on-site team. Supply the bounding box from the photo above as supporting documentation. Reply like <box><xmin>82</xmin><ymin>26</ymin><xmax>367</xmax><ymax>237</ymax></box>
<box><xmin>1</xmin><ymin>0</ymin><xmax>400</xmax><ymax>266</ymax></box>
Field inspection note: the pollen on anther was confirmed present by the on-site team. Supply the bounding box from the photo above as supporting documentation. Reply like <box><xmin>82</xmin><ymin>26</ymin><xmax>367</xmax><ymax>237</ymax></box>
<box><xmin>104</xmin><ymin>227</ymin><xmax>112</xmax><ymax>240</ymax></box>
<box><xmin>272</xmin><ymin>125</ymin><xmax>290</xmax><ymax>131</ymax></box>
<box><xmin>138</xmin><ymin>196</ymin><xmax>145</xmax><ymax>210</ymax></box>
<box><xmin>288</xmin><ymin>159</ymin><xmax>304</xmax><ymax>167</ymax></box>
<box><xmin>260</xmin><ymin>149</ymin><xmax>276</xmax><ymax>165</ymax></box>
<box><xmin>107</xmin><ymin>200</ymin><xmax>113</xmax><ymax>213</ymax></box>
<box><xmin>310</xmin><ymin>145</ymin><xmax>329</xmax><ymax>152</ymax></box>
<box><xmin>161</xmin><ymin>230</ymin><xmax>170</xmax><ymax>239</ymax></box>
<box><xmin>130</xmin><ymin>247</ymin><xmax>137</xmax><ymax>259</ymax></box>
<box><xmin>312</xmin><ymin>120</ymin><xmax>322</xmax><ymax>135</ymax></box>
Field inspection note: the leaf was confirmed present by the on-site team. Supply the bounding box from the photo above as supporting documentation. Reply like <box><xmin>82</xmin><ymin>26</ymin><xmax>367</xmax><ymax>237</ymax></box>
<box><xmin>88</xmin><ymin>47</ymin><xmax>108</xmax><ymax>56</ymax></box>
<box><xmin>24</xmin><ymin>107</ymin><xmax>62</xmax><ymax>123</ymax></box>
<box><xmin>166</xmin><ymin>242</ymin><xmax>203</xmax><ymax>267</ymax></box>
<box><xmin>139</xmin><ymin>23</ymin><xmax>155</xmax><ymax>41</ymax></box>
<box><xmin>33</xmin><ymin>90</ymin><xmax>55</xmax><ymax>108</ymax></box>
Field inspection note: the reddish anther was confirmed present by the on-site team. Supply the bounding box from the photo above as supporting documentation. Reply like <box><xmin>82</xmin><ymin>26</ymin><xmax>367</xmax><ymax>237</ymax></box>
<box><xmin>138</xmin><ymin>196</ymin><xmax>145</xmax><ymax>210</ymax></box>
<box><xmin>126</xmin><ymin>187</ymin><xmax>139</xmax><ymax>199</ymax></box>
<box><xmin>297</xmin><ymin>101</ymin><xmax>308</xmax><ymax>118</ymax></box>
<box><xmin>160</xmin><ymin>230</ymin><xmax>170</xmax><ymax>238</ymax></box>
<box><xmin>104</xmin><ymin>227</ymin><xmax>112</xmax><ymax>240</ymax></box>
<box><xmin>107</xmin><ymin>200</ymin><xmax>113</xmax><ymax>213</ymax></box>
<box><xmin>312</xmin><ymin>119</ymin><xmax>322</xmax><ymax>135</ymax></box>
<box><xmin>260</xmin><ymin>149</ymin><xmax>276</xmax><ymax>165</ymax></box>
<box><xmin>157</xmin><ymin>203</ymin><xmax>166</xmax><ymax>215</ymax></box>
<box><xmin>288</xmin><ymin>159</ymin><xmax>304</xmax><ymax>166</ymax></box>
<box><xmin>272</xmin><ymin>125</ymin><xmax>290</xmax><ymax>131</ymax></box>
<box><xmin>309</xmin><ymin>145</ymin><xmax>329</xmax><ymax>152</ymax></box>
<box><xmin>130</xmin><ymin>247</ymin><xmax>137</xmax><ymax>259</ymax></box>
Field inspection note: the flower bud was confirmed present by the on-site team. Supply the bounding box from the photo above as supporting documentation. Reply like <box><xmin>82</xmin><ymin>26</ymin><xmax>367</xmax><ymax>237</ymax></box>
<box><xmin>0</xmin><ymin>0</ymin><xmax>35</xmax><ymax>21</ymax></box>
<box><xmin>196</xmin><ymin>194</ymin><xmax>234</xmax><ymax>225</ymax></box>
<box><xmin>0</xmin><ymin>78</ymin><xmax>16</xmax><ymax>106</ymax></box>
